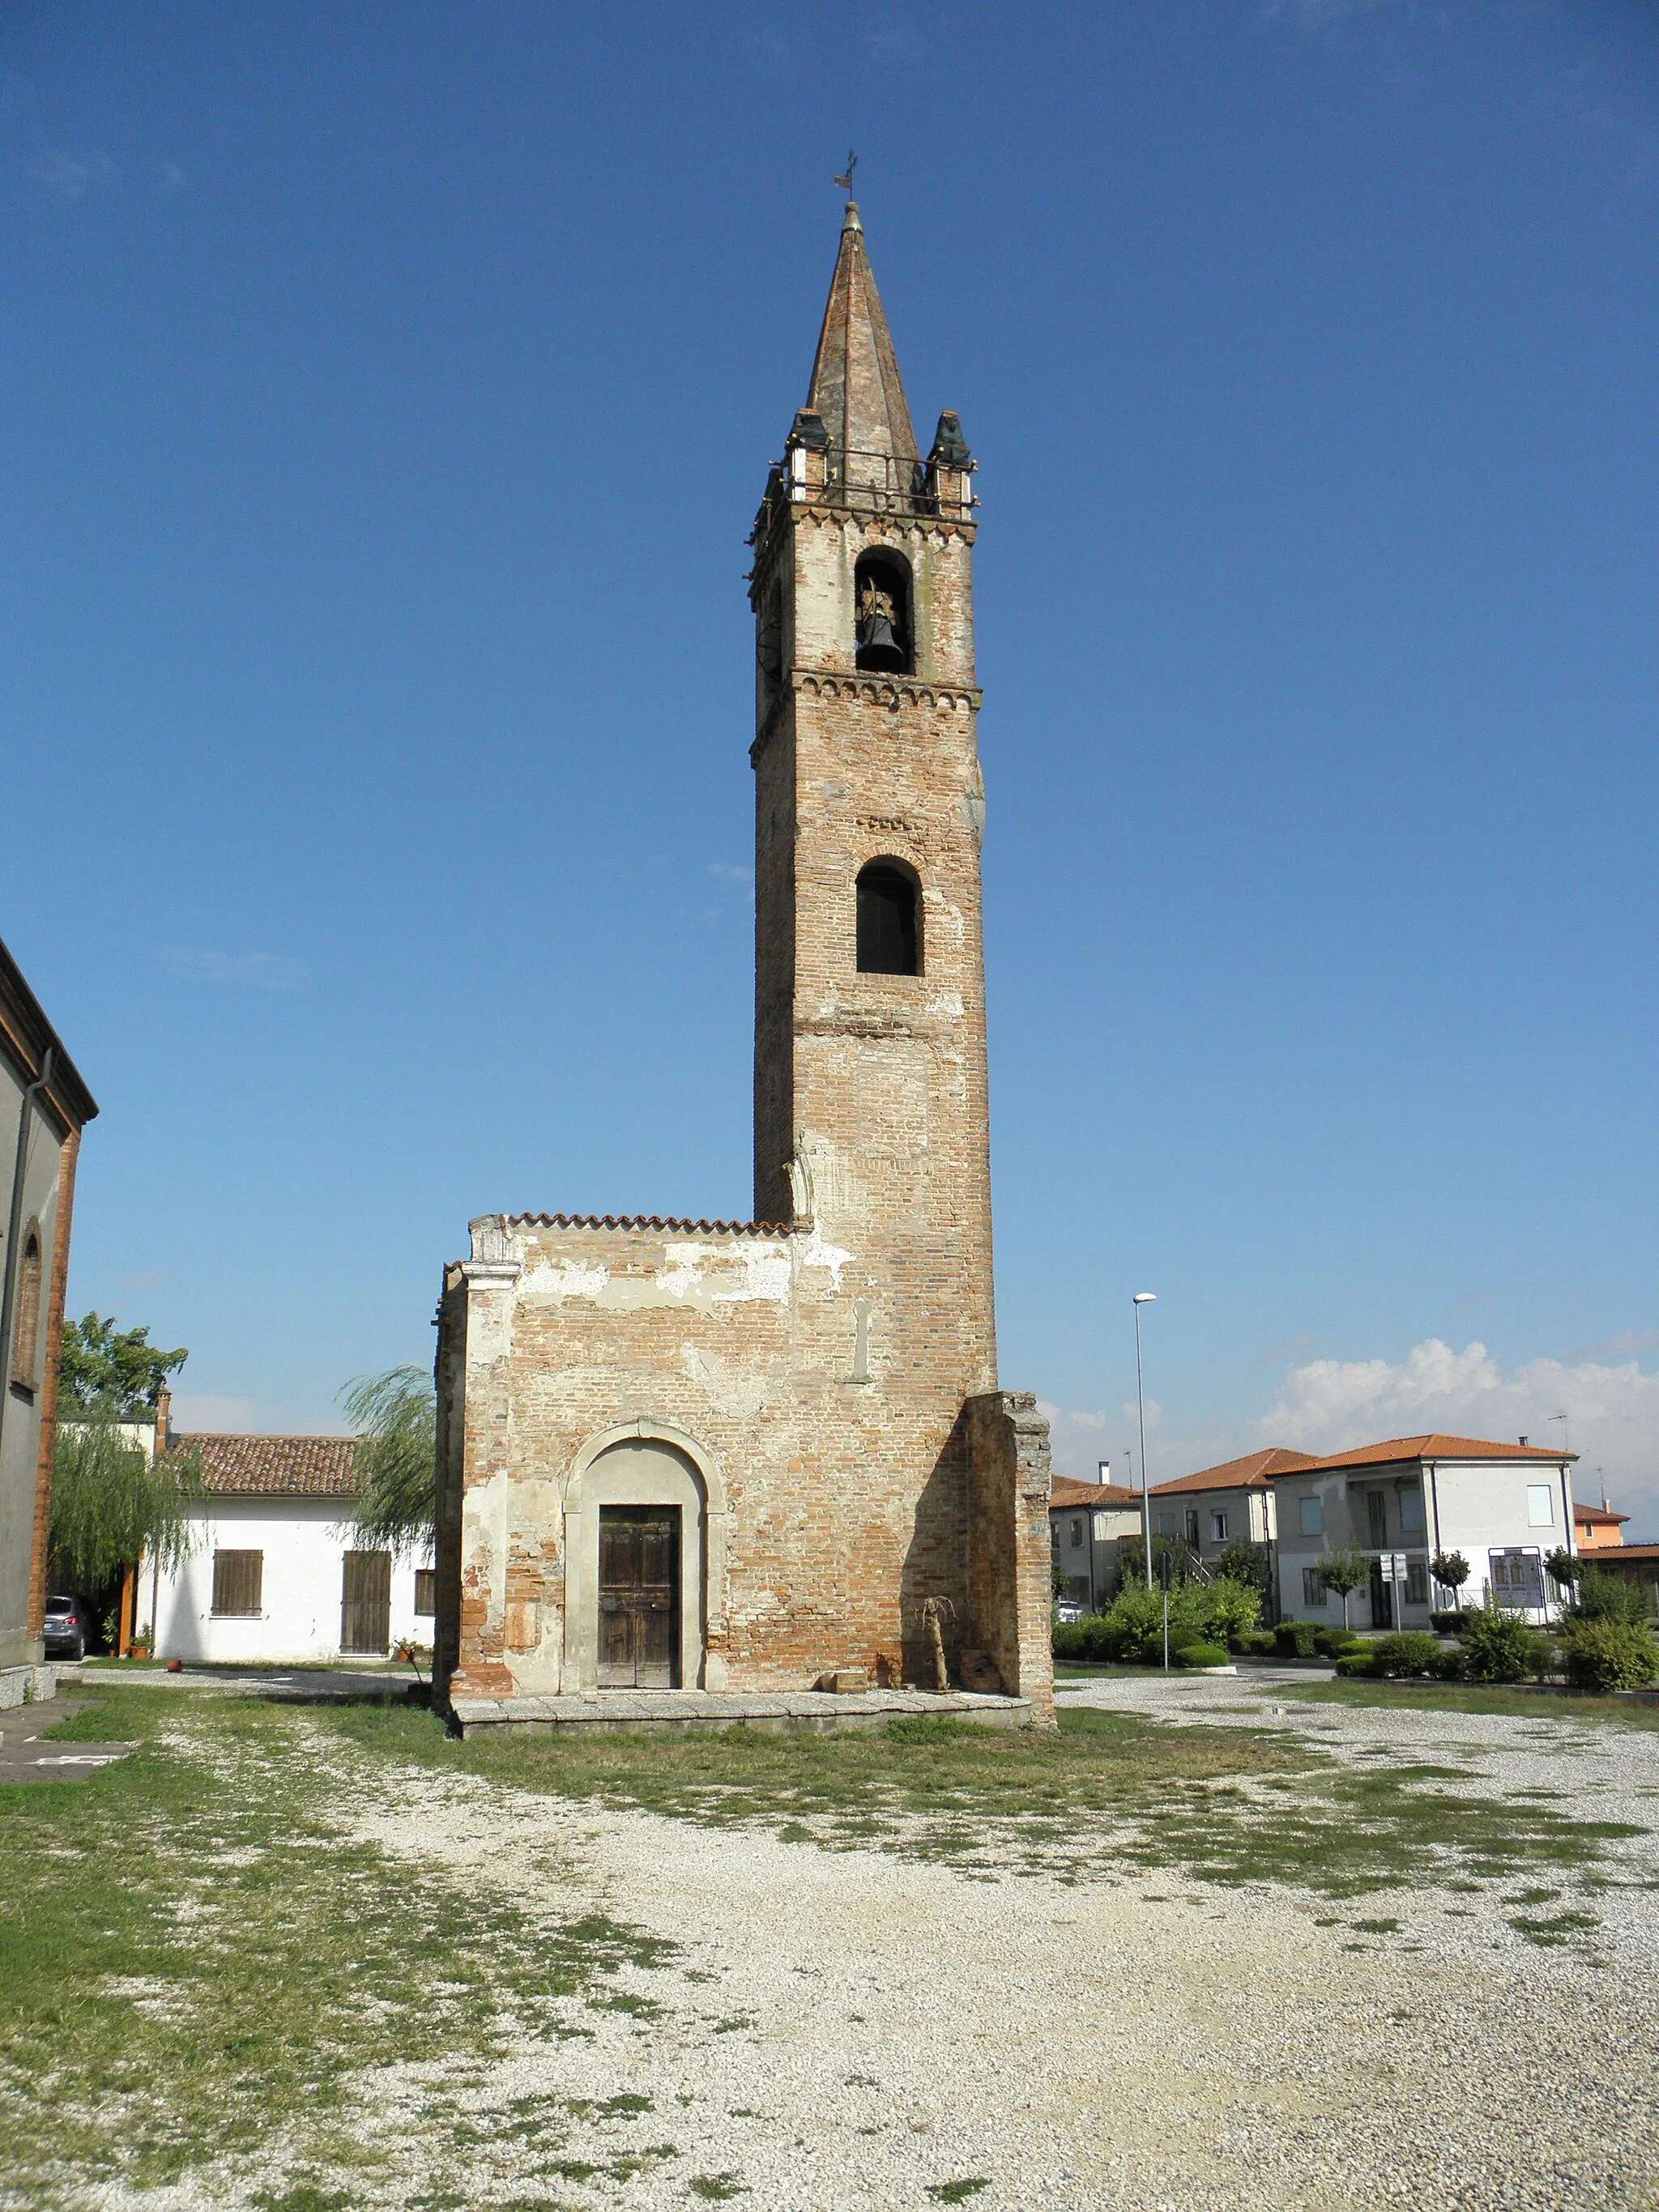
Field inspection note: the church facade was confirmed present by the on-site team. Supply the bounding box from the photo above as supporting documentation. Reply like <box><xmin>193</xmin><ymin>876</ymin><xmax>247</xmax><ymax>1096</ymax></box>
<box><xmin>433</xmin><ymin>202</ymin><xmax>1053</xmax><ymax>1722</ymax></box>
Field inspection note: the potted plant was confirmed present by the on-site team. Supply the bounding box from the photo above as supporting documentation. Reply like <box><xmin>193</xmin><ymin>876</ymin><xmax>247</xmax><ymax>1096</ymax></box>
<box><xmin>130</xmin><ymin>1622</ymin><xmax>152</xmax><ymax>1660</ymax></box>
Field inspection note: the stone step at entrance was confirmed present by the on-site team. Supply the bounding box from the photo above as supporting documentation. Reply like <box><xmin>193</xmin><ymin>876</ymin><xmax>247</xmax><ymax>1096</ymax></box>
<box><xmin>448</xmin><ymin>1686</ymin><xmax>1034</xmax><ymax>1737</ymax></box>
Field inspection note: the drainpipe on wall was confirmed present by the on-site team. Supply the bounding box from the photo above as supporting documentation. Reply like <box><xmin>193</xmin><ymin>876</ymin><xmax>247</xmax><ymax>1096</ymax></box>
<box><xmin>0</xmin><ymin>1044</ymin><xmax>53</xmax><ymax>1474</ymax></box>
<box><xmin>1427</xmin><ymin>1464</ymin><xmax>1444</xmax><ymax>1596</ymax></box>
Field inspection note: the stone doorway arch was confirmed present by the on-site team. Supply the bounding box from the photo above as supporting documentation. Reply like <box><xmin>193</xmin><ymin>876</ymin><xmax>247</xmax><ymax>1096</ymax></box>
<box><xmin>563</xmin><ymin>1424</ymin><xmax>728</xmax><ymax>1691</ymax></box>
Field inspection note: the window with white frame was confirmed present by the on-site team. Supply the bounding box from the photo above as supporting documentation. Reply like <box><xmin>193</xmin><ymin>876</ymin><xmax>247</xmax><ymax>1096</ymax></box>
<box><xmin>1303</xmin><ymin>1567</ymin><xmax>1327</xmax><ymax>1606</ymax></box>
<box><xmin>1299</xmin><ymin>1496</ymin><xmax>1322</xmax><ymax>1537</ymax></box>
<box><xmin>1405</xmin><ymin>1561</ymin><xmax>1429</xmax><ymax>1605</ymax></box>
<box><xmin>1527</xmin><ymin>1485</ymin><xmax>1555</xmax><ymax>1528</ymax></box>
<box><xmin>1210</xmin><ymin>1509</ymin><xmax>1229</xmax><ymax>1543</ymax></box>
<box><xmin>1400</xmin><ymin>1487</ymin><xmax>1425</xmax><ymax>1532</ymax></box>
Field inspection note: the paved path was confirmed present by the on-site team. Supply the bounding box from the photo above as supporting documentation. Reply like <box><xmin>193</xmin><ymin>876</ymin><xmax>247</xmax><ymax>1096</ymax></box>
<box><xmin>0</xmin><ymin>1696</ymin><xmax>132</xmax><ymax>1785</ymax></box>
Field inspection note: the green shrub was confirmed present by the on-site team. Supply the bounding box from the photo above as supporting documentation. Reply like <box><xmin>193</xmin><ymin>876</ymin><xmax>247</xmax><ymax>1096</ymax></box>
<box><xmin>1235</xmin><ymin>1629</ymin><xmax>1277</xmax><ymax>1658</ymax></box>
<box><xmin>1568</xmin><ymin>1570</ymin><xmax>1653</xmax><ymax>1629</ymax></box>
<box><xmin>1335</xmin><ymin>1647</ymin><xmax>1378</xmax><ymax>1677</ymax></box>
<box><xmin>1097</xmin><ymin>1580</ymin><xmax>1210</xmax><ymax>1664</ymax></box>
<box><xmin>1273</xmin><ymin>1620</ymin><xmax>1320</xmax><ymax>1659</ymax></box>
<box><xmin>1370</xmin><ymin>1632</ymin><xmax>1442</xmax><ymax>1678</ymax></box>
<box><xmin>1562</xmin><ymin>1618</ymin><xmax>1659</xmax><ymax>1692</ymax></box>
<box><xmin>1458</xmin><ymin>1606</ymin><xmax>1536</xmax><ymax>1684</ymax></box>
<box><xmin>1175</xmin><ymin>1640</ymin><xmax>1229</xmax><ymax>1669</ymax></box>
<box><xmin>1312</xmin><ymin>1626</ymin><xmax>1359</xmax><ymax>1659</ymax></box>
<box><xmin>1052</xmin><ymin>1622</ymin><xmax>1087</xmax><ymax>1660</ymax></box>
<box><xmin>1201</xmin><ymin>1575</ymin><xmax>1262</xmax><ymax>1645</ymax></box>
<box><xmin>1431</xmin><ymin>1646</ymin><xmax>1465</xmax><ymax>1681</ymax></box>
<box><xmin>1430</xmin><ymin>1609</ymin><xmax>1472</xmax><ymax>1634</ymax></box>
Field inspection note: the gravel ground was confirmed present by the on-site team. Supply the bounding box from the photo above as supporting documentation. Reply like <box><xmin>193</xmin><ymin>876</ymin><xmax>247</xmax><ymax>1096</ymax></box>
<box><xmin>92</xmin><ymin>1684</ymin><xmax>1659</xmax><ymax>2211</ymax></box>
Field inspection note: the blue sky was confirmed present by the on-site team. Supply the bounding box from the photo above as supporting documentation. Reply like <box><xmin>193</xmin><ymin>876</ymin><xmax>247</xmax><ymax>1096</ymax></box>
<box><xmin>6</xmin><ymin>2</ymin><xmax>1657</xmax><ymax>1522</ymax></box>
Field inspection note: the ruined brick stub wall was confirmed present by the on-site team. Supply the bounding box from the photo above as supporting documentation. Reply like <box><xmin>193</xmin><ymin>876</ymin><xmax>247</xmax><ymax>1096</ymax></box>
<box><xmin>966</xmin><ymin>1391</ymin><xmax>1056</xmax><ymax>1725</ymax></box>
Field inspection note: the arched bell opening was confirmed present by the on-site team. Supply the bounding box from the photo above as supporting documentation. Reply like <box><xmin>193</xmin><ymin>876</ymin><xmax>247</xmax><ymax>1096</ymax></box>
<box><xmin>854</xmin><ymin>549</ymin><xmax>913</xmax><ymax>675</ymax></box>
<box><xmin>856</xmin><ymin>859</ymin><xmax>922</xmax><ymax>977</ymax></box>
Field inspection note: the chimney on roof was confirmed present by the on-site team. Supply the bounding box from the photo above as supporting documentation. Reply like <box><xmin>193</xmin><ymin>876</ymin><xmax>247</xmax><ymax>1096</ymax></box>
<box><xmin>1518</xmin><ymin>1435</ymin><xmax>1528</xmax><ymax>1447</ymax></box>
<box><xmin>1096</xmin><ymin>1459</ymin><xmax>1111</xmax><ymax>1486</ymax></box>
<box><xmin>156</xmin><ymin>1387</ymin><xmax>171</xmax><ymax>1452</ymax></box>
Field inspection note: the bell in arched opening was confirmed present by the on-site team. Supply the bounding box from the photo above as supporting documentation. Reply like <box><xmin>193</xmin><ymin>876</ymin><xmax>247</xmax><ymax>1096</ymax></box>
<box><xmin>854</xmin><ymin>551</ymin><xmax>911</xmax><ymax>674</ymax></box>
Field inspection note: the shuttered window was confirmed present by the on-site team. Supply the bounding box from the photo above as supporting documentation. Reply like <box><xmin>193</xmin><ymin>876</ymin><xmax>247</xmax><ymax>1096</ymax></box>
<box><xmin>212</xmin><ymin>1549</ymin><xmax>263</xmax><ymax>1616</ymax></box>
<box><xmin>414</xmin><ymin>1569</ymin><xmax>436</xmax><ymax>1617</ymax></box>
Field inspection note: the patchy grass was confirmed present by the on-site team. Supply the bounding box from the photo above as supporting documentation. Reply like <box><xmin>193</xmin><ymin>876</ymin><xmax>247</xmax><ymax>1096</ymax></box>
<box><xmin>320</xmin><ymin>1700</ymin><xmax>1645</xmax><ymax>1918</ymax></box>
<box><xmin>0</xmin><ymin>1690</ymin><xmax>672</xmax><ymax>2209</ymax></box>
<box><xmin>1261</xmin><ymin>1678</ymin><xmax>1659</xmax><ymax>1729</ymax></box>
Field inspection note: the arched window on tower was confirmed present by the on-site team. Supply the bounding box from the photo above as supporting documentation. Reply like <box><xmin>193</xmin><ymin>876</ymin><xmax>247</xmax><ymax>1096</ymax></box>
<box><xmin>10</xmin><ymin>1224</ymin><xmax>42</xmax><ymax>1393</ymax></box>
<box><xmin>856</xmin><ymin>861</ymin><xmax>921</xmax><ymax>976</ymax></box>
<box><xmin>854</xmin><ymin>549</ymin><xmax>913</xmax><ymax>674</ymax></box>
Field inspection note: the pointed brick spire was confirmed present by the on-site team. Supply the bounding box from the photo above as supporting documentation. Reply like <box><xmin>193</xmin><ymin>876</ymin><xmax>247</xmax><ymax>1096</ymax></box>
<box><xmin>805</xmin><ymin>202</ymin><xmax>920</xmax><ymax>471</ymax></box>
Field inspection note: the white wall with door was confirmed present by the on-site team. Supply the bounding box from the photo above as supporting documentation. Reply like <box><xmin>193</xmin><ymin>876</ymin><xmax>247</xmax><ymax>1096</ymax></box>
<box><xmin>143</xmin><ymin>1497</ymin><xmax>435</xmax><ymax>1663</ymax></box>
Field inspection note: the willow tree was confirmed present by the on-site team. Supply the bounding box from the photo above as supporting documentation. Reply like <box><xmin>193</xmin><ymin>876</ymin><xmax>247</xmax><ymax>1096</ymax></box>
<box><xmin>51</xmin><ymin>1401</ymin><xmax>205</xmax><ymax>1590</ymax></box>
<box><xmin>341</xmin><ymin>1366</ymin><xmax>437</xmax><ymax>1554</ymax></box>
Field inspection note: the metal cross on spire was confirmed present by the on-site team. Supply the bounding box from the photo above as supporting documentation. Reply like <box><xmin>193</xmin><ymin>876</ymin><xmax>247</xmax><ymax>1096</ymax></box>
<box><xmin>834</xmin><ymin>149</ymin><xmax>858</xmax><ymax>196</ymax></box>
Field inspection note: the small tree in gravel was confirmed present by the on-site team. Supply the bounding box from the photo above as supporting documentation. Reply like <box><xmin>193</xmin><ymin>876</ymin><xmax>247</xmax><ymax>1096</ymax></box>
<box><xmin>1320</xmin><ymin>1545</ymin><xmax>1370</xmax><ymax>1632</ymax></box>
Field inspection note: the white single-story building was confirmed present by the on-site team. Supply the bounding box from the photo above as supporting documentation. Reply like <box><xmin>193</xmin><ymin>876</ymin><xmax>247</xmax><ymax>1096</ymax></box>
<box><xmin>1272</xmin><ymin>1432</ymin><xmax>1577</xmax><ymax>1630</ymax></box>
<box><xmin>1049</xmin><ymin>1468</ymin><xmax>1144</xmax><ymax>1611</ymax></box>
<box><xmin>143</xmin><ymin>1424</ymin><xmax>433</xmax><ymax>1664</ymax></box>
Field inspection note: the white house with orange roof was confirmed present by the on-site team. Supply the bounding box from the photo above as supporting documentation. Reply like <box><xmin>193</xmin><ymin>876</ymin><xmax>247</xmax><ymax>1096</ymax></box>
<box><xmin>140</xmin><ymin>1413</ymin><xmax>433</xmax><ymax>1664</ymax></box>
<box><xmin>1271</xmin><ymin>1433</ymin><xmax>1578</xmax><ymax>1630</ymax></box>
<box><xmin>1049</xmin><ymin>1468</ymin><xmax>1143</xmax><ymax>1611</ymax></box>
<box><xmin>1146</xmin><ymin>1448</ymin><xmax>1320</xmax><ymax>1569</ymax></box>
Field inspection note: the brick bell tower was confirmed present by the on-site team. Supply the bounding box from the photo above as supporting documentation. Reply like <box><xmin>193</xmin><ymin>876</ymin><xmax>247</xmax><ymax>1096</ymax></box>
<box><xmin>748</xmin><ymin>198</ymin><xmax>995</xmax><ymax>1403</ymax></box>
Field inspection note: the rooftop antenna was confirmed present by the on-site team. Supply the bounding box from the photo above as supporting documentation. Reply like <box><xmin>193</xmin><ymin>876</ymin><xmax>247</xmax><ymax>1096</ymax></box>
<box><xmin>834</xmin><ymin>149</ymin><xmax>858</xmax><ymax>197</ymax></box>
<box><xmin>1548</xmin><ymin>1410</ymin><xmax>1570</xmax><ymax>1456</ymax></box>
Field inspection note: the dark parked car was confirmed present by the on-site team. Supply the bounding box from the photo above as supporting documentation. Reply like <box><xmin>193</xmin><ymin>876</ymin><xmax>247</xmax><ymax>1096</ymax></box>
<box><xmin>43</xmin><ymin>1593</ymin><xmax>95</xmax><ymax>1660</ymax></box>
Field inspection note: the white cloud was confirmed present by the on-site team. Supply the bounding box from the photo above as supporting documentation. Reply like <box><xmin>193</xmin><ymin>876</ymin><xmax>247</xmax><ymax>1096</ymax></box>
<box><xmin>29</xmin><ymin>147</ymin><xmax>117</xmax><ymax>203</ymax></box>
<box><xmin>1260</xmin><ymin>1337</ymin><xmax>1659</xmax><ymax>1528</ymax></box>
<box><xmin>707</xmin><ymin>863</ymin><xmax>754</xmax><ymax>884</ymax></box>
<box><xmin>161</xmin><ymin>948</ymin><xmax>308</xmax><ymax>990</ymax></box>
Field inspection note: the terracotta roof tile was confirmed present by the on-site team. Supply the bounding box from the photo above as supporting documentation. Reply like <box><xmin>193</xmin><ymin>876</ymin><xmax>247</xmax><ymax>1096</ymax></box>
<box><xmin>1049</xmin><ymin>1476</ymin><xmax>1141</xmax><ymax>1511</ymax></box>
<box><xmin>1292</xmin><ymin>1433</ymin><xmax>1576</xmax><ymax>1473</ymax></box>
<box><xmin>508</xmin><ymin>1213</ymin><xmax>791</xmax><ymax>1236</ymax></box>
<box><xmin>1149</xmin><ymin>1448</ymin><xmax>1320</xmax><ymax>1498</ymax></box>
<box><xmin>1574</xmin><ymin>1502</ymin><xmax>1629</xmax><ymax>1526</ymax></box>
<box><xmin>173</xmin><ymin>1434</ymin><xmax>360</xmax><ymax>1498</ymax></box>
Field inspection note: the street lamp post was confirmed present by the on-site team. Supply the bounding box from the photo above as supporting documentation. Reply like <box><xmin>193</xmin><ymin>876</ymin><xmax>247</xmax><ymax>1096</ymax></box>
<box><xmin>1134</xmin><ymin>1293</ymin><xmax>1157</xmax><ymax>1590</ymax></box>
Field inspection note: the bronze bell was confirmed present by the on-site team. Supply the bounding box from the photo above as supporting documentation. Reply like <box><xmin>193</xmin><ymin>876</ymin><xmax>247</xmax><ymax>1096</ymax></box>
<box><xmin>857</xmin><ymin>609</ymin><xmax>906</xmax><ymax>673</ymax></box>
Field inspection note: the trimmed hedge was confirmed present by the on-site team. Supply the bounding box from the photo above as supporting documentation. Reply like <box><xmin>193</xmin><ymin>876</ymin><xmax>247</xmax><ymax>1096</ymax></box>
<box><xmin>1370</xmin><ymin>1631</ymin><xmax>1443</xmax><ymax>1679</ymax></box>
<box><xmin>1175</xmin><ymin>1641</ymin><xmax>1230</xmax><ymax>1669</ymax></box>
<box><xmin>1273</xmin><ymin>1621</ymin><xmax>1320</xmax><ymax>1659</ymax></box>
<box><xmin>1431</xmin><ymin>1610</ymin><xmax>1473</xmax><ymax>1635</ymax></box>
<box><xmin>1335</xmin><ymin>1647</ymin><xmax>1378</xmax><ymax>1677</ymax></box>
<box><xmin>1312</xmin><ymin>1626</ymin><xmax>1360</xmax><ymax>1660</ymax></box>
